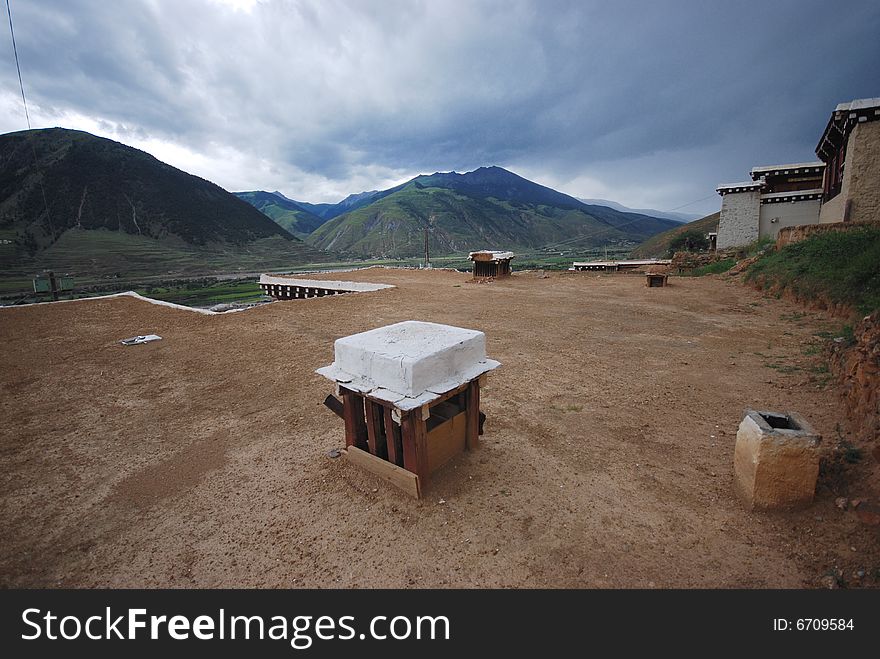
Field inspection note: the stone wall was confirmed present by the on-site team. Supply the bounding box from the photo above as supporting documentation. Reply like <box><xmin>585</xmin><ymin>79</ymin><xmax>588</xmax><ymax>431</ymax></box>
<box><xmin>830</xmin><ymin>312</ymin><xmax>880</xmax><ymax>443</ymax></box>
<box><xmin>847</xmin><ymin>121</ymin><xmax>880</xmax><ymax>224</ymax></box>
<box><xmin>717</xmin><ymin>190</ymin><xmax>760</xmax><ymax>249</ymax></box>
<box><xmin>819</xmin><ymin>121</ymin><xmax>880</xmax><ymax>224</ymax></box>
<box><xmin>775</xmin><ymin>220</ymin><xmax>880</xmax><ymax>249</ymax></box>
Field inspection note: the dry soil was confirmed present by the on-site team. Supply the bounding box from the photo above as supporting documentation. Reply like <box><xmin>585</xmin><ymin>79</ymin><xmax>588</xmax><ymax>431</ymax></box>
<box><xmin>1</xmin><ymin>268</ymin><xmax>877</xmax><ymax>588</ymax></box>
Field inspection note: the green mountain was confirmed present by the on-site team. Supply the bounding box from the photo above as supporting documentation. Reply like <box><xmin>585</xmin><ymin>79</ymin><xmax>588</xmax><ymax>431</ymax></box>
<box><xmin>232</xmin><ymin>190</ymin><xmax>326</xmax><ymax>238</ymax></box>
<box><xmin>306</xmin><ymin>166</ymin><xmax>679</xmax><ymax>257</ymax></box>
<box><xmin>0</xmin><ymin>128</ymin><xmax>329</xmax><ymax>289</ymax></box>
<box><xmin>630</xmin><ymin>212</ymin><xmax>720</xmax><ymax>258</ymax></box>
<box><xmin>288</xmin><ymin>190</ymin><xmax>381</xmax><ymax>220</ymax></box>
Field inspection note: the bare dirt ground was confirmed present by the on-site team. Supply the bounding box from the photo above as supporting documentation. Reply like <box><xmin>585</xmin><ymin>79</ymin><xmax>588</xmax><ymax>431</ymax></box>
<box><xmin>1</xmin><ymin>268</ymin><xmax>877</xmax><ymax>588</ymax></box>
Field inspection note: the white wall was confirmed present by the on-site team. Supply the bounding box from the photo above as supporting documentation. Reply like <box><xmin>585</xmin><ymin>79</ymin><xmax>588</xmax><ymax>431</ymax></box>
<box><xmin>717</xmin><ymin>190</ymin><xmax>760</xmax><ymax>249</ymax></box>
<box><xmin>758</xmin><ymin>199</ymin><xmax>821</xmax><ymax>239</ymax></box>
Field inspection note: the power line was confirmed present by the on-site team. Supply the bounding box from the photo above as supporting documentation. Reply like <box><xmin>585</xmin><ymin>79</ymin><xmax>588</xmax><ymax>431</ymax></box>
<box><xmin>5</xmin><ymin>0</ymin><xmax>55</xmax><ymax>240</ymax></box>
<box><xmin>661</xmin><ymin>193</ymin><xmax>717</xmax><ymax>214</ymax></box>
<box><xmin>6</xmin><ymin>0</ymin><xmax>30</xmax><ymax>129</ymax></box>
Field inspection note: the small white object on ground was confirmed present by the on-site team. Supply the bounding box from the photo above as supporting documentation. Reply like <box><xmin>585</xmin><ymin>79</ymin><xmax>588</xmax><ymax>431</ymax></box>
<box><xmin>119</xmin><ymin>334</ymin><xmax>162</xmax><ymax>345</ymax></box>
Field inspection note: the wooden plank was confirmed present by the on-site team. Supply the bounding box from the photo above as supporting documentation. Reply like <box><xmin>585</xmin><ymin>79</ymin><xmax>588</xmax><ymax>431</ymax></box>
<box><xmin>341</xmin><ymin>388</ymin><xmax>368</xmax><ymax>450</ymax></box>
<box><xmin>383</xmin><ymin>406</ymin><xmax>401</xmax><ymax>466</ymax></box>
<box><xmin>426</xmin><ymin>412</ymin><xmax>466</xmax><ymax>473</ymax></box>
<box><xmin>364</xmin><ymin>399</ymin><xmax>383</xmax><ymax>457</ymax></box>
<box><xmin>344</xmin><ymin>447</ymin><xmax>420</xmax><ymax>499</ymax></box>
<box><xmin>322</xmin><ymin>394</ymin><xmax>344</xmax><ymax>419</ymax></box>
<box><xmin>426</xmin><ymin>398</ymin><xmax>464</xmax><ymax>433</ymax></box>
<box><xmin>465</xmin><ymin>379</ymin><xmax>480</xmax><ymax>450</ymax></box>
<box><xmin>401</xmin><ymin>411</ymin><xmax>430</xmax><ymax>491</ymax></box>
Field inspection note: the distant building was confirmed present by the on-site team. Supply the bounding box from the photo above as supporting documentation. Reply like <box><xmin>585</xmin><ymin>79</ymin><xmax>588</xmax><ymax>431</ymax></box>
<box><xmin>716</xmin><ymin>163</ymin><xmax>824</xmax><ymax>250</ymax></box>
<box><xmin>468</xmin><ymin>250</ymin><xmax>514</xmax><ymax>278</ymax></box>
<box><xmin>816</xmin><ymin>98</ymin><xmax>880</xmax><ymax>224</ymax></box>
<box><xmin>716</xmin><ymin>96</ymin><xmax>880</xmax><ymax>249</ymax></box>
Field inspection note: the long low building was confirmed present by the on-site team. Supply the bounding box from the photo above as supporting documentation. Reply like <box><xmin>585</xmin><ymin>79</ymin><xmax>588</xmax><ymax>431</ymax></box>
<box><xmin>259</xmin><ymin>274</ymin><xmax>394</xmax><ymax>299</ymax></box>
<box><xmin>570</xmin><ymin>259</ymin><xmax>671</xmax><ymax>272</ymax></box>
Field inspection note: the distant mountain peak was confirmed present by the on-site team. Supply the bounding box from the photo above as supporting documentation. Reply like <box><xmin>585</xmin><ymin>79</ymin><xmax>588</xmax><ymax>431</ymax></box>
<box><xmin>305</xmin><ymin>165</ymin><xmax>679</xmax><ymax>258</ymax></box>
<box><xmin>578</xmin><ymin>198</ymin><xmax>699</xmax><ymax>223</ymax></box>
<box><xmin>338</xmin><ymin>190</ymin><xmax>379</xmax><ymax>206</ymax></box>
<box><xmin>270</xmin><ymin>190</ymin><xmax>297</xmax><ymax>203</ymax></box>
<box><xmin>0</xmin><ymin>127</ymin><xmax>327</xmax><ymax>281</ymax></box>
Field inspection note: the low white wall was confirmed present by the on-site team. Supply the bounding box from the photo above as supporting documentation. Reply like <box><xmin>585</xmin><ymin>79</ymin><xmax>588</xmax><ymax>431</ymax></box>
<box><xmin>758</xmin><ymin>199</ymin><xmax>821</xmax><ymax>239</ymax></box>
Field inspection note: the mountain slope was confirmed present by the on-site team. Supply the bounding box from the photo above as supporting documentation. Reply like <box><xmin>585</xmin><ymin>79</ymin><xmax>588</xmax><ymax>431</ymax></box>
<box><xmin>289</xmin><ymin>190</ymin><xmax>381</xmax><ymax>220</ymax></box>
<box><xmin>578</xmin><ymin>198</ymin><xmax>698</xmax><ymax>223</ymax></box>
<box><xmin>307</xmin><ymin>167</ymin><xmax>679</xmax><ymax>257</ymax></box>
<box><xmin>0</xmin><ymin>128</ymin><xmax>329</xmax><ymax>286</ymax></box>
<box><xmin>233</xmin><ymin>191</ymin><xmax>326</xmax><ymax>238</ymax></box>
<box><xmin>630</xmin><ymin>212</ymin><xmax>720</xmax><ymax>258</ymax></box>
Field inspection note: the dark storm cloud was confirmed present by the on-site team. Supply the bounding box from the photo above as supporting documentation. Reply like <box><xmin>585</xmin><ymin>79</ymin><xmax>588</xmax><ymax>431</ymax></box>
<box><xmin>2</xmin><ymin>0</ymin><xmax>878</xmax><ymax>210</ymax></box>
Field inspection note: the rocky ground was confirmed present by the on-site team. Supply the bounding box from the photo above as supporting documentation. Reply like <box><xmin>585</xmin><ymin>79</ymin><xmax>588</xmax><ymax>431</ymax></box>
<box><xmin>0</xmin><ymin>268</ymin><xmax>876</xmax><ymax>588</ymax></box>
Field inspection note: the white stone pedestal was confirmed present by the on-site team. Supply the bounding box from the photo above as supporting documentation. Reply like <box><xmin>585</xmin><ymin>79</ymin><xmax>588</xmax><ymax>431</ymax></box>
<box><xmin>733</xmin><ymin>410</ymin><xmax>821</xmax><ymax>510</ymax></box>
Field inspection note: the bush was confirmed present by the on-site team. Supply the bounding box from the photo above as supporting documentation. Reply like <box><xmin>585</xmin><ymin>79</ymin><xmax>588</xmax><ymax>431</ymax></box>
<box><xmin>681</xmin><ymin>258</ymin><xmax>736</xmax><ymax>277</ymax></box>
<box><xmin>667</xmin><ymin>230</ymin><xmax>709</xmax><ymax>256</ymax></box>
<box><xmin>745</xmin><ymin>226</ymin><xmax>880</xmax><ymax>315</ymax></box>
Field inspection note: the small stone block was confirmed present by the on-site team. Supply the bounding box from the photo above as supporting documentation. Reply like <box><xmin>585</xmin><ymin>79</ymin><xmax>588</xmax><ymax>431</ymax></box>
<box><xmin>734</xmin><ymin>410</ymin><xmax>821</xmax><ymax>510</ymax></box>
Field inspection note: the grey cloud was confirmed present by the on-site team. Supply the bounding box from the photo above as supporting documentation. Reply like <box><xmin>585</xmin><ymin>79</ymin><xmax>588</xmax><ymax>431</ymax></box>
<box><xmin>2</xmin><ymin>0</ymin><xmax>878</xmax><ymax>212</ymax></box>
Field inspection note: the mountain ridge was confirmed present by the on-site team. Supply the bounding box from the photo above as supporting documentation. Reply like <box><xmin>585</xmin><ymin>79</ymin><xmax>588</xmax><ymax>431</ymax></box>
<box><xmin>0</xmin><ymin>128</ymin><xmax>328</xmax><ymax>284</ymax></box>
<box><xmin>232</xmin><ymin>190</ymin><xmax>326</xmax><ymax>238</ymax></box>
<box><xmin>578</xmin><ymin>198</ymin><xmax>698</xmax><ymax>223</ymax></box>
<box><xmin>303</xmin><ymin>166</ymin><xmax>679</xmax><ymax>257</ymax></box>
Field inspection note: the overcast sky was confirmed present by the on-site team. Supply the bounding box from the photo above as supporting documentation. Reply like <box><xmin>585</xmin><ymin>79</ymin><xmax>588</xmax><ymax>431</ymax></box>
<box><xmin>2</xmin><ymin>0</ymin><xmax>878</xmax><ymax>215</ymax></box>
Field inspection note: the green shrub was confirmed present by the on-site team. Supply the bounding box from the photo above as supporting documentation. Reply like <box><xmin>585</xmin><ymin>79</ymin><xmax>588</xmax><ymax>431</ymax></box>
<box><xmin>681</xmin><ymin>258</ymin><xmax>736</xmax><ymax>277</ymax></box>
<box><xmin>745</xmin><ymin>227</ymin><xmax>880</xmax><ymax>315</ymax></box>
<box><xmin>667</xmin><ymin>230</ymin><xmax>709</xmax><ymax>256</ymax></box>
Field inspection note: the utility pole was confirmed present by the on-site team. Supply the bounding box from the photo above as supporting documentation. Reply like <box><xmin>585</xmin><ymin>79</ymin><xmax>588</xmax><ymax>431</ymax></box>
<box><xmin>48</xmin><ymin>270</ymin><xmax>59</xmax><ymax>301</ymax></box>
<box><xmin>424</xmin><ymin>227</ymin><xmax>431</xmax><ymax>269</ymax></box>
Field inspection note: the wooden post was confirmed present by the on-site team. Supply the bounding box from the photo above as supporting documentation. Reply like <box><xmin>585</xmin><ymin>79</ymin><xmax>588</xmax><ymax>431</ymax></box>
<box><xmin>465</xmin><ymin>379</ymin><xmax>480</xmax><ymax>450</ymax></box>
<box><xmin>401</xmin><ymin>410</ymin><xmax>430</xmax><ymax>490</ymax></box>
<box><xmin>341</xmin><ymin>388</ymin><xmax>368</xmax><ymax>450</ymax></box>
<box><xmin>364</xmin><ymin>399</ymin><xmax>385</xmax><ymax>458</ymax></box>
<box><xmin>383</xmin><ymin>406</ymin><xmax>401</xmax><ymax>466</ymax></box>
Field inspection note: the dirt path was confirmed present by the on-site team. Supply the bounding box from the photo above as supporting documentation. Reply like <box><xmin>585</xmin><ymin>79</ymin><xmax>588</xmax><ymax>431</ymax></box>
<box><xmin>0</xmin><ymin>268</ymin><xmax>876</xmax><ymax>588</ymax></box>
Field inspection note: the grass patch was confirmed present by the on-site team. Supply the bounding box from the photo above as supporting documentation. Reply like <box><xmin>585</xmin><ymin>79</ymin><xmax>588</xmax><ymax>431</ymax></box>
<box><xmin>745</xmin><ymin>236</ymin><xmax>777</xmax><ymax>257</ymax></box>
<box><xmin>802</xmin><ymin>344</ymin><xmax>821</xmax><ymax>356</ymax></box>
<box><xmin>745</xmin><ymin>226</ymin><xmax>880</xmax><ymax>315</ymax></box>
<box><xmin>680</xmin><ymin>258</ymin><xmax>736</xmax><ymax>277</ymax></box>
<box><xmin>765</xmin><ymin>363</ymin><xmax>802</xmax><ymax>374</ymax></box>
<box><xmin>137</xmin><ymin>279</ymin><xmax>264</xmax><ymax>307</ymax></box>
<box><xmin>549</xmin><ymin>402</ymin><xmax>584</xmax><ymax>413</ymax></box>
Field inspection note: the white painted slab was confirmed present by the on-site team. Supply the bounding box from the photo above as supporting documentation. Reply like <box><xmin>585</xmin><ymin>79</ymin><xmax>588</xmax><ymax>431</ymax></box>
<box><xmin>468</xmin><ymin>250</ymin><xmax>515</xmax><ymax>261</ymax></box>
<box><xmin>0</xmin><ymin>291</ymin><xmax>252</xmax><ymax>315</ymax></box>
<box><xmin>259</xmin><ymin>274</ymin><xmax>393</xmax><ymax>292</ymax></box>
<box><xmin>316</xmin><ymin>321</ymin><xmax>500</xmax><ymax>410</ymax></box>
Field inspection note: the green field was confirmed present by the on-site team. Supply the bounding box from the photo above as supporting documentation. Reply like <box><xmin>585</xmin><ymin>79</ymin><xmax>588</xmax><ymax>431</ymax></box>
<box><xmin>1</xmin><ymin>246</ymin><xmax>635</xmax><ymax>308</ymax></box>
<box><xmin>137</xmin><ymin>279</ymin><xmax>265</xmax><ymax>307</ymax></box>
<box><xmin>0</xmin><ymin>229</ymin><xmax>330</xmax><ymax>295</ymax></box>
